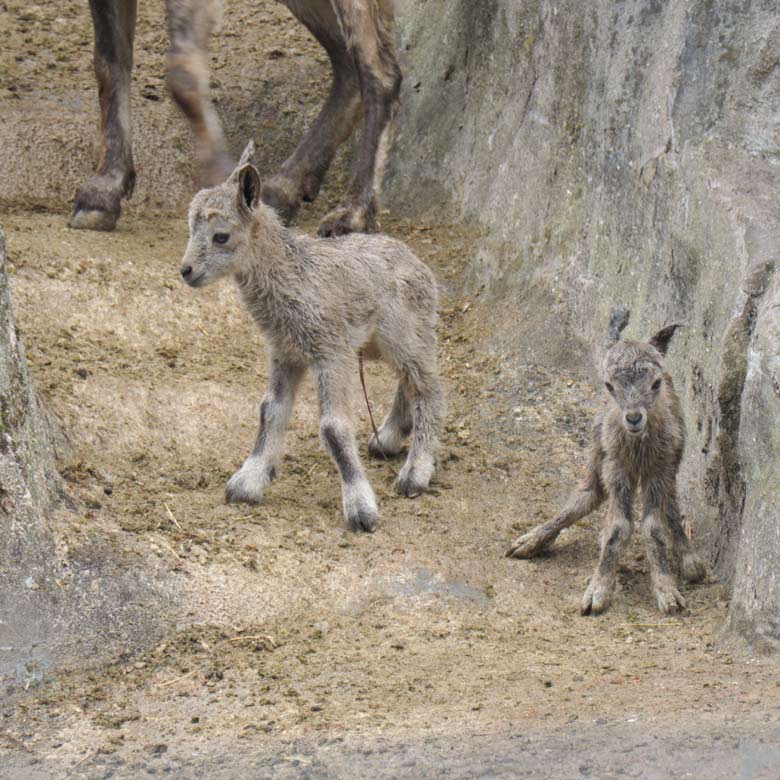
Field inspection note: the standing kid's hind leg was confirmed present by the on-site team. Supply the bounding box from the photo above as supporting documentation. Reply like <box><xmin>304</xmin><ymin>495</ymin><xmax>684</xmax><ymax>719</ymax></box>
<box><xmin>507</xmin><ymin>474</ymin><xmax>606</xmax><ymax>559</ymax></box>
<box><xmin>665</xmin><ymin>493</ymin><xmax>708</xmax><ymax>583</ymax></box>
<box><xmin>368</xmin><ymin>379</ymin><xmax>412</xmax><ymax>458</ymax></box>
<box><xmin>396</xmin><ymin>368</ymin><xmax>444</xmax><ymax>498</ymax></box>
<box><xmin>316</xmin><ymin>361</ymin><xmax>378</xmax><ymax>532</ymax></box>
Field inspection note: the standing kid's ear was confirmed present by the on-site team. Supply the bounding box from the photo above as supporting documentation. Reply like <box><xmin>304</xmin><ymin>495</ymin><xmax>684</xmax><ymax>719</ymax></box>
<box><xmin>237</xmin><ymin>140</ymin><xmax>255</xmax><ymax>168</ymax></box>
<box><xmin>237</xmin><ymin>163</ymin><xmax>261</xmax><ymax>213</ymax></box>
<box><xmin>649</xmin><ymin>322</ymin><xmax>684</xmax><ymax>355</ymax></box>
<box><xmin>227</xmin><ymin>139</ymin><xmax>256</xmax><ymax>183</ymax></box>
<box><xmin>606</xmin><ymin>304</ymin><xmax>630</xmax><ymax>344</ymax></box>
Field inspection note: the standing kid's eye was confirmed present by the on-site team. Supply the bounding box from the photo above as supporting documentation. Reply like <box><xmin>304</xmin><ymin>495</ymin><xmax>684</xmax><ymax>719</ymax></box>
<box><xmin>652</xmin><ymin>378</ymin><xmax>662</xmax><ymax>390</ymax></box>
<box><xmin>213</xmin><ymin>232</ymin><xmax>230</xmax><ymax>245</ymax></box>
<box><xmin>605</xmin><ymin>382</ymin><xmax>614</xmax><ymax>394</ymax></box>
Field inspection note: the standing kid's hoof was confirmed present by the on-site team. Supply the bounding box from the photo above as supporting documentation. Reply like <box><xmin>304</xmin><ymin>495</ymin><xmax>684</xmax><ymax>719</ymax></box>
<box><xmin>395</xmin><ymin>458</ymin><xmax>434</xmax><ymax>498</ymax></box>
<box><xmin>346</xmin><ymin>507</ymin><xmax>378</xmax><ymax>533</ymax></box>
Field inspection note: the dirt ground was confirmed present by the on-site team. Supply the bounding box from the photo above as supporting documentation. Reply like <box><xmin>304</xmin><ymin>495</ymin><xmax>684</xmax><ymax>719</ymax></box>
<box><xmin>1</xmin><ymin>1</ymin><xmax>780</xmax><ymax>777</ymax></box>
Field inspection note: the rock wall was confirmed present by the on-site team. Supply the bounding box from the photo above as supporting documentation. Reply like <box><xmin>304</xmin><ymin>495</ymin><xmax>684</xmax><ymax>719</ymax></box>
<box><xmin>0</xmin><ymin>231</ymin><xmax>172</xmax><ymax>692</ymax></box>
<box><xmin>388</xmin><ymin>0</ymin><xmax>780</xmax><ymax>650</ymax></box>
<box><xmin>0</xmin><ymin>226</ymin><xmax>64</xmax><ymax>689</ymax></box>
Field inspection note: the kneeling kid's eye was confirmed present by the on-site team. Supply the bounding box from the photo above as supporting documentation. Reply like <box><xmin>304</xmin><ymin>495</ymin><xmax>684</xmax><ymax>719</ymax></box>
<box><xmin>605</xmin><ymin>382</ymin><xmax>614</xmax><ymax>394</ymax></box>
<box><xmin>652</xmin><ymin>379</ymin><xmax>662</xmax><ymax>390</ymax></box>
<box><xmin>213</xmin><ymin>232</ymin><xmax>230</xmax><ymax>245</ymax></box>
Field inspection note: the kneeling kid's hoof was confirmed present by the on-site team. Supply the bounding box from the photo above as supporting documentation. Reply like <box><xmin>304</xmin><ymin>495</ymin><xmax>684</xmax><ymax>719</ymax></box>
<box><xmin>506</xmin><ymin>528</ymin><xmax>555</xmax><ymax>559</ymax></box>
<box><xmin>581</xmin><ymin>581</ymin><xmax>614</xmax><ymax>616</ymax></box>
<box><xmin>680</xmin><ymin>552</ymin><xmax>707</xmax><ymax>584</ymax></box>
<box><xmin>654</xmin><ymin>583</ymin><xmax>686</xmax><ymax>615</ymax></box>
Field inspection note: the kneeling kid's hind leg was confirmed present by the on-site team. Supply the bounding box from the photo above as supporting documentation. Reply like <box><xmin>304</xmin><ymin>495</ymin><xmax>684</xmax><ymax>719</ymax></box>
<box><xmin>226</xmin><ymin>360</ymin><xmax>304</xmax><ymax>505</ymax></box>
<box><xmin>508</xmin><ymin>419</ymin><xmax>606</xmax><ymax>558</ymax></box>
<box><xmin>368</xmin><ymin>380</ymin><xmax>412</xmax><ymax>458</ymax></box>
<box><xmin>316</xmin><ymin>362</ymin><xmax>378</xmax><ymax>532</ymax></box>
<box><xmin>642</xmin><ymin>506</ymin><xmax>686</xmax><ymax>614</ymax></box>
<box><xmin>396</xmin><ymin>365</ymin><xmax>445</xmax><ymax>498</ymax></box>
<box><xmin>507</xmin><ymin>474</ymin><xmax>605</xmax><ymax>559</ymax></box>
<box><xmin>665</xmin><ymin>494</ymin><xmax>708</xmax><ymax>583</ymax></box>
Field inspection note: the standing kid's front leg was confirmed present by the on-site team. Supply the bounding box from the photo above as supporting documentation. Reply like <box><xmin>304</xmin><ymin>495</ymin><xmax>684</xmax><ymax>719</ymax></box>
<box><xmin>226</xmin><ymin>359</ymin><xmax>304</xmax><ymax>504</ymax></box>
<box><xmin>316</xmin><ymin>361</ymin><xmax>378</xmax><ymax>532</ymax></box>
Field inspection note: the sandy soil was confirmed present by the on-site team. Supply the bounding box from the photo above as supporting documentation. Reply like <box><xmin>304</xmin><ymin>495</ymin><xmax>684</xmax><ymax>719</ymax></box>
<box><xmin>1</xmin><ymin>0</ymin><xmax>779</xmax><ymax>777</ymax></box>
<box><xmin>3</xmin><ymin>209</ymin><xmax>779</xmax><ymax>774</ymax></box>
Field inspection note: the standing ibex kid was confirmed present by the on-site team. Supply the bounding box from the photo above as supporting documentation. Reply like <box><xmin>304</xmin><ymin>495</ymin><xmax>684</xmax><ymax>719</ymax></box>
<box><xmin>507</xmin><ymin>306</ymin><xmax>707</xmax><ymax>615</ymax></box>
<box><xmin>179</xmin><ymin>142</ymin><xmax>445</xmax><ymax>532</ymax></box>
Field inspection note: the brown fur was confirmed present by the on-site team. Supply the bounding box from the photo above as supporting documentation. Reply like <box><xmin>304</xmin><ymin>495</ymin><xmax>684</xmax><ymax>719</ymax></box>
<box><xmin>507</xmin><ymin>306</ymin><xmax>708</xmax><ymax>615</ymax></box>
<box><xmin>70</xmin><ymin>0</ymin><xmax>401</xmax><ymax>238</ymax></box>
<box><xmin>179</xmin><ymin>142</ymin><xmax>445</xmax><ymax>532</ymax></box>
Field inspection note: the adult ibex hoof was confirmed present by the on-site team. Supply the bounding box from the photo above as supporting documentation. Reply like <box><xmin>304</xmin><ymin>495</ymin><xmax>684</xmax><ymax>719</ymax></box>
<box><xmin>261</xmin><ymin>176</ymin><xmax>300</xmax><ymax>225</ymax></box>
<box><xmin>343</xmin><ymin>483</ymin><xmax>378</xmax><ymax>532</ymax></box>
<box><xmin>317</xmin><ymin>205</ymin><xmax>376</xmax><ymax>238</ymax></box>
<box><xmin>68</xmin><ymin>207</ymin><xmax>120</xmax><ymax>231</ymax></box>
<box><xmin>225</xmin><ymin>483</ymin><xmax>262</xmax><ymax>505</ymax></box>
<box><xmin>68</xmin><ymin>173</ymin><xmax>133</xmax><ymax>231</ymax></box>
<box><xmin>225</xmin><ymin>465</ymin><xmax>266</xmax><ymax>505</ymax></box>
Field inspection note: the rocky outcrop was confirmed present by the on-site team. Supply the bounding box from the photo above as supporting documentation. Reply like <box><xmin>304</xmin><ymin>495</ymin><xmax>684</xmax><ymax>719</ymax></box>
<box><xmin>388</xmin><ymin>0</ymin><xmax>780</xmax><ymax>650</ymax></box>
<box><xmin>0</xmin><ymin>226</ymin><xmax>64</xmax><ymax>689</ymax></box>
<box><xmin>0</xmin><ymin>230</ymin><xmax>173</xmax><ymax>691</ymax></box>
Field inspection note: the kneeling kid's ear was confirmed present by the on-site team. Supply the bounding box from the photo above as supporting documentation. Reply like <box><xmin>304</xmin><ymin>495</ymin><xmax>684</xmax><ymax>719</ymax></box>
<box><xmin>649</xmin><ymin>322</ymin><xmax>684</xmax><ymax>355</ymax></box>
<box><xmin>606</xmin><ymin>304</ymin><xmax>630</xmax><ymax>344</ymax></box>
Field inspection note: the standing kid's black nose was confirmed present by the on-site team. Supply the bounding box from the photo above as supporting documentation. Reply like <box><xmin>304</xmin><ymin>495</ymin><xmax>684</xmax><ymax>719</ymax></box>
<box><xmin>626</xmin><ymin>411</ymin><xmax>642</xmax><ymax>425</ymax></box>
<box><xmin>180</xmin><ymin>265</ymin><xmax>193</xmax><ymax>279</ymax></box>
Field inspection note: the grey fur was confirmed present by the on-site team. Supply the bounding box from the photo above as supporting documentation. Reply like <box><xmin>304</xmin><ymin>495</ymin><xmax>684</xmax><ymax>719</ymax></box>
<box><xmin>507</xmin><ymin>309</ymin><xmax>707</xmax><ymax>615</ymax></box>
<box><xmin>179</xmin><ymin>154</ymin><xmax>445</xmax><ymax>532</ymax></box>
